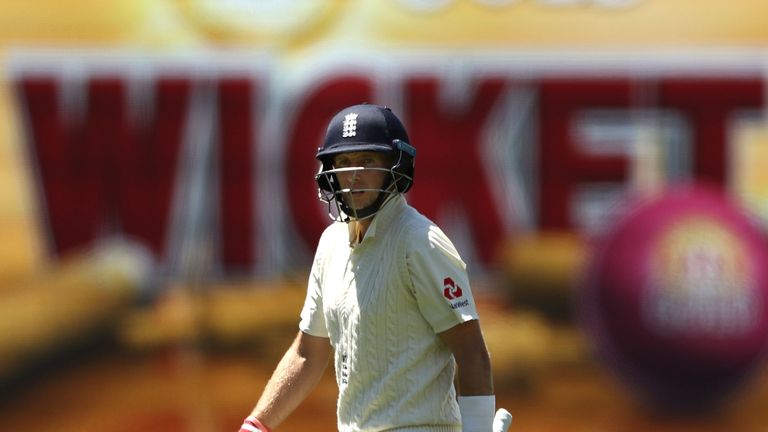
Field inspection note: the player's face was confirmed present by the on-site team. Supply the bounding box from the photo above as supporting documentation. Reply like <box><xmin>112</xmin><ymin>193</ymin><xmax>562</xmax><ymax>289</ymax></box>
<box><xmin>332</xmin><ymin>151</ymin><xmax>391</xmax><ymax>210</ymax></box>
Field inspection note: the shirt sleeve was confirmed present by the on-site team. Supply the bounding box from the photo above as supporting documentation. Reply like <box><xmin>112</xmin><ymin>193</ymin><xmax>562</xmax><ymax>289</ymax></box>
<box><xmin>299</xmin><ymin>241</ymin><xmax>329</xmax><ymax>338</ymax></box>
<box><xmin>406</xmin><ymin>224</ymin><xmax>479</xmax><ymax>333</ymax></box>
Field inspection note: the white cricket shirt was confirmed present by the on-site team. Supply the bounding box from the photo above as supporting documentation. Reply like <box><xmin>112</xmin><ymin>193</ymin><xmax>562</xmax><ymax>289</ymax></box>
<box><xmin>300</xmin><ymin>195</ymin><xmax>479</xmax><ymax>432</ymax></box>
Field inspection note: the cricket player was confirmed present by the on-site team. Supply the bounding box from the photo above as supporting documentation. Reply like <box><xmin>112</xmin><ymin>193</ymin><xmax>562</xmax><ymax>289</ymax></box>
<box><xmin>239</xmin><ymin>104</ymin><xmax>511</xmax><ymax>431</ymax></box>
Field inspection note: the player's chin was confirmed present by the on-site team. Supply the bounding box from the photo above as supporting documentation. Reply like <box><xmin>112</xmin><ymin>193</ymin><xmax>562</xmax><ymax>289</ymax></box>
<box><xmin>347</xmin><ymin>193</ymin><xmax>373</xmax><ymax>209</ymax></box>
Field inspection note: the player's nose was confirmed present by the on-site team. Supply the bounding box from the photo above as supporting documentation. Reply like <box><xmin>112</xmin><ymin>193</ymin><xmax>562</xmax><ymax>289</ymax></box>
<box><xmin>349</xmin><ymin>169</ymin><xmax>361</xmax><ymax>184</ymax></box>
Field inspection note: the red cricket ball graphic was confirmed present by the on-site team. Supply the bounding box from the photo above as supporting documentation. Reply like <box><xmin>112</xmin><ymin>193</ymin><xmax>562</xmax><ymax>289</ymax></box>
<box><xmin>579</xmin><ymin>184</ymin><xmax>768</xmax><ymax>413</ymax></box>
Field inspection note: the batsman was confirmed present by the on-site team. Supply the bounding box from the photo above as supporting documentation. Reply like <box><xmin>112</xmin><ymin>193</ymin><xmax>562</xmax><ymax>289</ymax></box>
<box><xmin>239</xmin><ymin>104</ymin><xmax>512</xmax><ymax>432</ymax></box>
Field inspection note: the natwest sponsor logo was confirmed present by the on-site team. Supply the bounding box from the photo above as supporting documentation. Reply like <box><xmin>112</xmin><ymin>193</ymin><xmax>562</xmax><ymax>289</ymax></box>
<box><xmin>443</xmin><ymin>277</ymin><xmax>463</xmax><ymax>300</ymax></box>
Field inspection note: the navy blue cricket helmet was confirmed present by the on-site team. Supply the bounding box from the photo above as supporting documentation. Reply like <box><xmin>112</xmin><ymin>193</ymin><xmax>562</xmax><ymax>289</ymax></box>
<box><xmin>315</xmin><ymin>104</ymin><xmax>416</xmax><ymax>221</ymax></box>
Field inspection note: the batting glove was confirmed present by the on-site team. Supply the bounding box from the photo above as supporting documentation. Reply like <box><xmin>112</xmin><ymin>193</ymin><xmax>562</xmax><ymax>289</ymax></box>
<box><xmin>238</xmin><ymin>415</ymin><xmax>272</xmax><ymax>432</ymax></box>
<box><xmin>493</xmin><ymin>408</ymin><xmax>513</xmax><ymax>432</ymax></box>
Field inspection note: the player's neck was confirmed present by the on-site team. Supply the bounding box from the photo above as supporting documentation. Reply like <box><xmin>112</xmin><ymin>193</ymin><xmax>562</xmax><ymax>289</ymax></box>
<box><xmin>350</xmin><ymin>217</ymin><xmax>373</xmax><ymax>246</ymax></box>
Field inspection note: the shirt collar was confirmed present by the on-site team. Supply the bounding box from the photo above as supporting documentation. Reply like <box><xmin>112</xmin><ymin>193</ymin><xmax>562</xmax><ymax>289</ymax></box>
<box><xmin>347</xmin><ymin>194</ymin><xmax>406</xmax><ymax>246</ymax></box>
